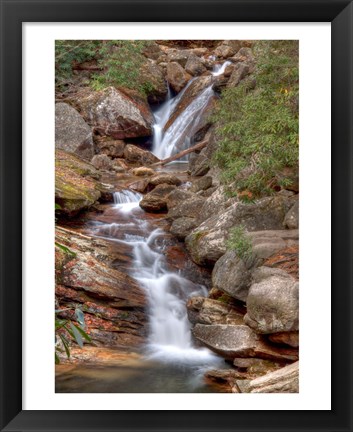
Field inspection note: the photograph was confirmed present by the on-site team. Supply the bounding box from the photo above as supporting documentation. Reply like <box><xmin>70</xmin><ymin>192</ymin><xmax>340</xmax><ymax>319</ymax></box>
<box><xmin>54</xmin><ymin>39</ymin><xmax>299</xmax><ymax>394</ymax></box>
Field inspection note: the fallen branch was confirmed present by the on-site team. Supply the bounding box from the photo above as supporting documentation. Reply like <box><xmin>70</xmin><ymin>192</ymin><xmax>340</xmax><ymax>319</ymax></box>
<box><xmin>151</xmin><ymin>140</ymin><xmax>208</xmax><ymax>167</ymax></box>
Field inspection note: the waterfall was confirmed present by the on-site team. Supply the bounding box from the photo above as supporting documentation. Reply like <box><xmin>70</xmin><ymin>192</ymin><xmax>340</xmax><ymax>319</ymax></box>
<box><xmin>152</xmin><ymin>61</ymin><xmax>232</xmax><ymax>160</ymax></box>
<box><xmin>91</xmin><ymin>190</ymin><xmax>221</xmax><ymax>365</ymax></box>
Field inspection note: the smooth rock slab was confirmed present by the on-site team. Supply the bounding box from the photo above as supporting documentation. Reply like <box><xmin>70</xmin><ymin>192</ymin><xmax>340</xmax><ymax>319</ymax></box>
<box><xmin>248</xmin><ymin>361</ymin><xmax>299</xmax><ymax>393</ymax></box>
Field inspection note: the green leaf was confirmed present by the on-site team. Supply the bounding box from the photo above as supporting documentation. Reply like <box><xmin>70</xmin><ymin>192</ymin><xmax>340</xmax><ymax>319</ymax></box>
<box><xmin>74</xmin><ymin>323</ymin><xmax>91</xmax><ymax>342</ymax></box>
<box><xmin>55</xmin><ymin>352</ymin><xmax>60</xmax><ymax>364</ymax></box>
<box><xmin>69</xmin><ymin>322</ymin><xmax>83</xmax><ymax>348</ymax></box>
<box><xmin>59</xmin><ymin>334</ymin><xmax>71</xmax><ymax>358</ymax></box>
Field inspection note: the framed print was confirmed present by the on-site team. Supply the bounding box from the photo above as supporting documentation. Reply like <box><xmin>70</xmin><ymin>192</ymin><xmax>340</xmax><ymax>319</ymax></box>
<box><xmin>0</xmin><ymin>0</ymin><xmax>352</xmax><ymax>431</ymax></box>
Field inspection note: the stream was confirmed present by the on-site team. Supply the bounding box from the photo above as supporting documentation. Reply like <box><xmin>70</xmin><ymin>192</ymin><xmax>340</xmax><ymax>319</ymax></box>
<box><xmin>56</xmin><ymin>61</ymin><xmax>231</xmax><ymax>393</ymax></box>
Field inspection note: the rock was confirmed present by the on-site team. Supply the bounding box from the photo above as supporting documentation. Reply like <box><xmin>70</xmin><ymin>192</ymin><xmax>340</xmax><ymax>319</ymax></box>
<box><xmin>233</xmin><ymin>358</ymin><xmax>282</xmax><ymax>374</ymax></box>
<box><xmin>186</xmin><ymin>195</ymin><xmax>291</xmax><ymax>266</ymax></box>
<box><xmin>166</xmin><ymin>49</ymin><xmax>191</xmax><ymax>67</ymax></box>
<box><xmin>55</xmin><ymin>227</ymin><xmax>147</xmax><ymax>348</ymax></box>
<box><xmin>193</xmin><ymin>324</ymin><xmax>298</xmax><ymax>361</ymax></box>
<box><xmin>141</xmin><ymin>60</ymin><xmax>168</xmax><ymax>104</ymax></box>
<box><xmin>248</xmin><ymin>229</ymin><xmax>299</xmax><ymax>260</ymax></box>
<box><xmin>214</xmin><ymin>44</ymin><xmax>236</xmax><ymax>59</ymax></box>
<box><xmin>264</xmin><ymin>245</ymin><xmax>299</xmax><ymax>280</ymax></box>
<box><xmin>149</xmin><ymin>173</ymin><xmax>182</xmax><ymax>187</ymax></box>
<box><xmin>244</xmin><ymin>267</ymin><xmax>299</xmax><ymax>334</ymax></box>
<box><xmin>284</xmin><ymin>200</ymin><xmax>299</xmax><ymax>229</ymax></box>
<box><xmin>96</xmin><ymin>139</ymin><xmax>125</xmax><ymax>158</ymax></box>
<box><xmin>142</xmin><ymin>42</ymin><xmax>163</xmax><ymax>60</ymax></box>
<box><xmin>166</xmin><ymin>188</ymin><xmax>196</xmax><ymax>209</ymax></box>
<box><xmin>230</xmin><ymin>47</ymin><xmax>255</xmax><ymax>65</ymax></box>
<box><xmin>123</xmin><ymin>144</ymin><xmax>159</xmax><ymax>165</ymax></box>
<box><xmin>131</xmin><ymin>167</ymin><xmax>156</xmax><ymax>177</ymax></box>
<box><xmin>212</xmin><ymin>251</ymin><xmax>252</xmax><ymax>302</ymax></box>
<box><xmin>269</xmin><ymin>332</ymin><xmax>299</xmax><ymax>348</ymax></box>
<box><xmin>91</xmin><ymin>154</ymin><xmax>113</xmax><ymax>171</ymax></box>
<box><xmin>187</xmin><ymin>297</ymin><xmax>244</xmax><ymax>325</ymax></box>
<box><xmin>170</xmin><ymin>217</ymin><xmax>198</xmax><ymax>240</ymax></box>
<box><xmin>185</xmin><ymin>54</ymin><xmax>207</xmax><ymax>76</ymax></box>
<box><xmin>227</xmin><ymin>62</ymin><xmax>250</xmax><ymax>88</ymax></box>
<box><xmin>139</xmin><ymin>184</ymin><xmax>176</xmax><ymax>212</ymax></box>
<box><xmin>278</xmin><ymin>166</ymin><xmax>299</xmax><ymax>193</ymax></box>
<box><xmin>198</xmin><ymin>186</ymin><xmax>235</xmax><ymax>223</ymax></box>
<box><xmin>167</xmin><ymin>197</ymin><xmax>205</xmax><ymax>220</ymax></box>
<box><xmin>55</xmin><ymin>150</ymin><xmax>101</xmax><ymax>215</ymax></box>
<box><xmin>189</xmin><ymin>151</ymin><xmax>210</xmax><ymax>176</ymax></box>
<box><xmin>222</xmin><ymin>40</ymin><xmax>242</xmax><ymax>53</ymax></box>
<box><xmin>76</xmin><ymin>87</ymin><xmax>154</xmax><ymax>139</ymax></box>
<box><xmin>248</xmin><ymin>361</ymin><xmax>299</xmax><ymax>393</ymax></box>
<box><xmin>190</xmin><ymin>176</ymin><xmax>212</xmax><ymax>193</ymax></box>
<box><xmin>55</xmin><ymin>102</ymin><xmax>94</xmax><ymax>160</ymax></box>
<box><xmin>166</xmin><ymin>62</ymin><xmax>192</xmax><ymax>93</ymax></box>
<box><xmin>127</xmin><ymin>178</ymin><xmax>150</xmax><ymax>193</ymax></box>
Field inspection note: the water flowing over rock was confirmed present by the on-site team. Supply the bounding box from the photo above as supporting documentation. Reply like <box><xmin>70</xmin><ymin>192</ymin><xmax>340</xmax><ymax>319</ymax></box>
<box><xmin>76</xmin><ymin>87</ymin><xmax>154</xmax><ymax>139</ymax></box>
<box><xmin>55</xmin><ymin>102</ymin><xmax>94</xmax><ymax>160</ymax></box>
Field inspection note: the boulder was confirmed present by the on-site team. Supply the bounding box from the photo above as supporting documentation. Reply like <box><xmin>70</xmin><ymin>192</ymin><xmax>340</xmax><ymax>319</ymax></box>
<box><xmin>269</xmin><ymin>332</ymin><xmax>299</xmax><ymax>348</ymax></box>
<box><xmin>189</xmin><ymin>151</ymin><xmax>210</xmax><ymax>177</ymax></box>
<box><xmin>166</xmin><ymin>188</ymin><xmax>197</xmax><ymax>209</ymax></box>
<box><xmin>142</xmin><ymin>42</ymin><xmax>163</xmax><ymax>60</ymax></box>
<box><xmin>244</xmin><ymin>267</ymin><xmax>299</xmax><ymax>334</ymax></box>
<box><xmin>284</xmin><ymin>200</ymin><xmax>299</xmax><ymax>229</ymax></box>
<box><xmin>131</xmin><ymin>167</ymin><xmax>156</xmax><ymax>177</ymax></box>
<box><xmin>212</xmin><ymin>251</ymin><xmax>252</xmax><ymax>302</ymax></box>
<box><xmin>127</xmin><ymin>178</ymin><xmax>150</xmax><ymax>193</ymax></box>
<box><xmin>91</xmin><ymin>154</ymin><xmax>113</xmax><ymax>171</ymax></box>
<box><xmin>227</xmin><ymin>62</ymin><xmax>250</xmax><ymax>88</ymax></box>
<box><xmin>149</xmin><ymin>173</ymin><xmax>182</xmax><ymax>187</ymax></box>
<box><xmin>214</xmin><ymin>44</ymin><xmax>236</xmax><ymax>59</ymax></box>
<box><xmin>170</xmin><ymin>217</ymin><xmax>198</xmax><ymax>240</ymax></box>
<box><xmin>247</xmin><ymin>361</ymin><xmax>299</xmax><ymax>393</ymax></box>
<box><xmin>230</xmin><ymin>47</ymin><xmax>255</xmax><ymax>65</ymax></box>
<box><xmin>96</xmin><ymin>139</ymin><xmax>125</xmax><ymax>158</ymax></box>
<box><xmin>193</xmin><ymin>324</ymin><xmax>298</xmax><ymax>361</ymax></box>
<box><xmin>198</xmin><ymin>186</ymin><xmax>235</xmax><ymax>223</ymax></box>
<box><xmin>55</xmin><ymin>102</ymin><xmax>94</xmax><ymax>160</ymax></box>
<box><xmin>187</xmin><ymin>297</ymin><xmax>244</xmax><ymax>325</ymax></box>
<box><xmin>185</xmin><ymin>54</ymin><xmax>207</xmax><ymax>76</ymax></box>
<box><xmin>55</xmin><ymin>150</ymin><xmax>101</xmax><ymax>215</ymax></box>
<box><xmin>166</xmin><ymin>62</ymin><xmax>192</xmax><ymax>93</ymax></box>
<box><xmin>141</xmin><ymin>60</ymin><xmax>168</xmax><ymax>104</ymax></box>
<box><xmin>166</xmin><ymin>49</ymin><xmax>191</xmax><ymax>67</ymax></box>
<box><xmin>76</xmin><ymin>87</ymin><xmax>154</xmax><ymax>139</ymax></box>
<box><xmin>139</xmin><ymin>184</ymin><xmax>176</xmax><ymax>212</ymax></box>
<box><xmin>167</xmin><ymin>197</ymin><xmax>205</xmax><ymax>220</ymax></box>
<box><xmin>123</xmin><ymin>144</ymin><xmax>159</xmax><ymax>165</ymax></box>
<box><xmin>248</xmin><ymin>229</ymin><xmax>299</xmax><ymax>260</ymax></box>
<box><xmin>190</xmin><ymin>176</ymin><xmax>212</xmax><ymax>193</ymax></box>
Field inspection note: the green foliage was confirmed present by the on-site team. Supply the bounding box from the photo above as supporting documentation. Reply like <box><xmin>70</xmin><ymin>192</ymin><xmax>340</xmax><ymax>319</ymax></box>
<box><xmin>55</xmin><ymin>307</ymin><xmax>91</xmax><ymax>364</ymax></box>
<box><xmin>55</xmin><ymin>242</ymin><xmax>77</xmax><ymax>258</ymax></box>
<box><xmin>212</xmin><ymin>40</ymin><xmax>299</xmax><ymax>198</ymax></box>
<box><xmin>226</xmin><ymin>225</ymin><xmax>253</xmax><ymax>260</ymax></box>
<box><xmin>55</xmin><ymin>40</ymin><xmax>153</xmax><ymax>96</ymax></box>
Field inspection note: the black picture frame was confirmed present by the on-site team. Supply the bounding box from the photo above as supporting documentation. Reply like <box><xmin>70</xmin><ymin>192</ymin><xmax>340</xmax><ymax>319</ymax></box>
<box><xmin>0</xmin><ymin>0</ymin><xmax>352</xmax><ymax>431</ymax></box>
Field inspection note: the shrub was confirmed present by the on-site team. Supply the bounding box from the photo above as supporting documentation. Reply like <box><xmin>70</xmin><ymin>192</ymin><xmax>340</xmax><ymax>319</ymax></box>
<box><xmin>212</xmin><ymin>40</ymin><xmax>299</xmax><ymax>198</ymax></box>
<box><xmin>226</xmin><ymin>225</ymin><xmax>253</xmax><ymax>260</ymax></box>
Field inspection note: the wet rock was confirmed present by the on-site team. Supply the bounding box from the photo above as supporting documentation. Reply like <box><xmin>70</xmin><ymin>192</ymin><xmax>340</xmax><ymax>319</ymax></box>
<box><xmin>96</xmin><ymin>139</ymin><xmax>125</xmax><ymax>158</ymax></box>
<box><xmin>170</xmin><ymin>217</ymin><xmax>198</xmax><ymax>240</ymax></box>
<box><xmin>187</xmin><ymin>297</ymin><xmax>244</xmax><ymax>325</ymax></box>
<box><xmin>247</xmin><ymin>361</ymin><xmax>299</xmax><ymax>393</ymax></box>
<box><xmin>149</xmin><ymin>173</ymin><xmax>182</xmax><ymax>187</ymax></box>
<box><xmin>193</xmin><ymin>324</ymin><xmax>298</xmax><ymax>361</ymax></box>
<box><xmin>190</xmin><ymin>176</ymin><xmax>212</xmax><ymax>193</ymax></box>
<box><xmin>269</xmin><ymin>332</ymin><xmax>299</xmax><ymax>348</ymax></box>
<box><xmin>166</xmin><ymin>62</ymin><xmax>192</xmax><ymax>93</ymax></box>
<box><xmin>55</xmin><ymin>150</ymin><xmax>101</xmax><ymax>215</ymax></box>
<box><xmin>244</xmin><ymin>267</ymin><xmax>299</xmax><ymax>334</ymax></box>
<box><xmin>214</xmin><ymin>44</ymin><xmax>236</xmax><ymax>59</ymax></box>
<box><xmin>91</xmin><ymin>154</ymin><xmax>113</xmax><ymax>171</ymax></box>
<box><xmin>141</xmin><ymin>60</ymin><xmax>168</xmax><ymax>104</ymax></box>
<box><xmin>284</xmin><ymin>200</ymin><xmax>299</xmax><ymax>229</ymax></box>
<box><xmin>76</xmin><ymin>87</ymin><xmax>154</xmax><ymax>139</ymax></box>
<box><xmin>167</xmin><ymin>196</ymin><xmax>205</xmax><ymax>220</ymax></box>
<box><xmin>55</xmin><ymin>102</ymin><xmax>94</xmax><ymax>160</ymax></box>
<box><xmin>212</xmin><ymin>251</ymin><xmax>252</xmax><ymax>302</ymax></box>
<box><xmin>185</xmin><ymin>54</ymin><xmax>207</xmax><ymax>76</ymax></box>
<box><xmin>123</xmin><ymin>144</ymin><xmax>159</xmax><ymax>165</ymax></box>
<box><xmin>131</xmin><ymin>167</ymin><xmax>156</xmax><ymax>177</ymax></box>
<box><xmin>139</xmin><ymin>184</ymin><xmax>176</xmax><ymax>212</ymax></box>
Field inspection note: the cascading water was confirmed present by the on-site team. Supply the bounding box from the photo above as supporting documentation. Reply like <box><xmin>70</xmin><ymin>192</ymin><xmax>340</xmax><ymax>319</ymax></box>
<box><xmin>152</xmin><ymin>60</ymin><xmax>232</xmax><ymax>160</ymax></box>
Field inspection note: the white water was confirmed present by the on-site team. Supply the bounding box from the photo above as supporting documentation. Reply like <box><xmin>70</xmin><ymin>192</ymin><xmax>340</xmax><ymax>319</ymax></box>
<box><xmin>152</xmin><ymin>61</ymin><xmax>232</xmax><ymax>160</ymax></box>
<box><xmin>91</xmin><ymin>190</ymin><xmax>221</xmax><ymax>366</ymax></box>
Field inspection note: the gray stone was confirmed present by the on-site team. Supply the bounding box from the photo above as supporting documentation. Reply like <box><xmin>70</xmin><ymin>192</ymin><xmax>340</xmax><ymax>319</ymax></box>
<box><xmin>248</xmin><ymin>229</ymin><xmax>299</xmax><ymax>260</ymax></box>
<box><xmin>248</xmin><ymin>361</ymin><xmax>299</xmax><ymax>393</ymax></box>
<box><xmin>123</xmin><ymin>144</ymin><xmax>159</xmax><ymax>165</ymax></box>
<box><xmin>91</xmin><ymin>154</ymin><xmax>113</xmax><ymax>171</ymax></box>
<box><xmin>167</xmin><ymin>197</ymin><xmax>205</xmax><ymax>220</ymax></box>
<box><xmin>55</xmin><ymin>102</ymin><xmax>94</xmax><ymax>160</ymax></box>
<box><xmin>139</xmin><ymin>184</ymin><xmax>176</xmax><ymax>212</ymax></box>
<box><xmin>244</xmin><ymin>267</ymin><xmax>299</xmax><ymax>334</ymax></box>
<box><xmin>170</xmin><ymin>217</ymin><xmax>198</xmax><ymax>240</ymax></box>
<box><xmin>149</xmin><ymin>173</ymin><xmax>182</xmax><ymax>187</ymax></box>
<box><xmin>227</xmin><ymin>62</ymin><xmax>250</xmax><ymax>88</ymax></box>
<box><xmin>166</xmin><ymin>62</ymin><xmax>191</xmax><ymax>93</ymax></box>
<box><xmin>187</xmin><ymin>297</ymin><xmax>244</xmax><ymax>325</ymax></box>
<box><xmin>284</xmin><ymin>200</ymin><xmax>299</xmax><ymax>229</ymax></box>
<box><xmin>212</xmin><ymin>251</ymin><xmax>252</xmax><ymax>302</ymax></box>
<box><xmin>185</xmin><ymin>54</ymin><xmax>207</xmax><ymax>76</ymax></box>
<box><xmin>96</xmin><ymin>140</ymin><xmax>125</xmax><ymax>158</ymax></box>
<box><xmin>214</xmin><ymin>44</ymin><xmax>236</xmax><ymax>59</ymax></box>
<box><xmin>190</xmin><ymin>176</ymin><xmax>212</xmax><ymax>193</ymax></box>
